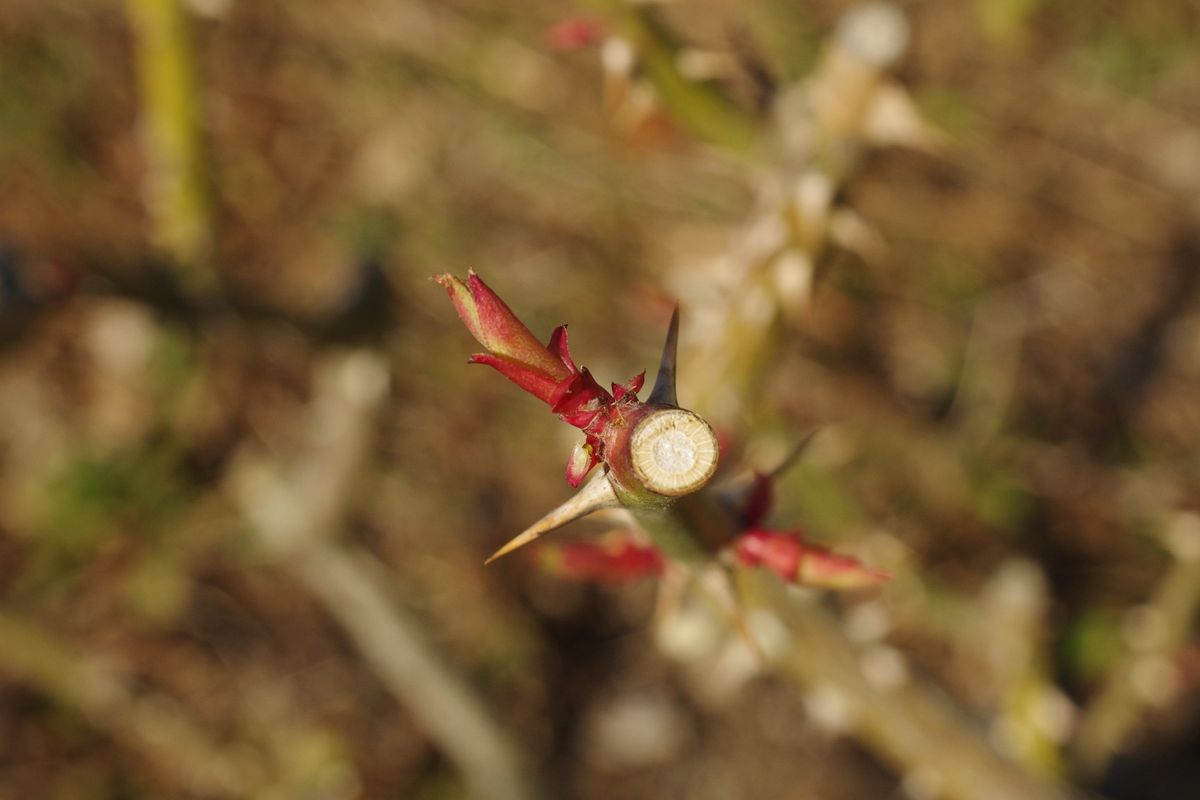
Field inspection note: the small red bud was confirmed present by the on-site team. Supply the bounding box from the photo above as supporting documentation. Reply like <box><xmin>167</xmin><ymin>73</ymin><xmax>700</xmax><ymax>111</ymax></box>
<box><xmin>565</xmin><ymin>439</ymin><xmax>600</xmax><ymax>488</ymax></box>
<box><xmin>545</xmin><ymin>18</ymin><xmax>604</xmax><ymax>51</ymax></box>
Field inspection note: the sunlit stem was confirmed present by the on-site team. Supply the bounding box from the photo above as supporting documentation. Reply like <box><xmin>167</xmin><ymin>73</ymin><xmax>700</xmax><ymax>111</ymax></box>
<box><xmin>124</xmin><ymin>0</ymin><xmax>214</xmax><ymax>293</ymax></box>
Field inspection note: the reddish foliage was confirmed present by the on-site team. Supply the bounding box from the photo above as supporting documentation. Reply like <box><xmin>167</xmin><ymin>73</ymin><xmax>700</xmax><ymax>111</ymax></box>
<box><xmin>542</xmin><ymin>536</ymin><xmax>664</xmax><ymax>582</ymax></box>
<box><xmin>734</xmin><ymin>529</ymin><xmax>887</xmax><ymax>590</ymax></box>
<box><xmin>438</xmin><ymin>271</ymin><xmax>645</xmax><ymax>486</ymax></box>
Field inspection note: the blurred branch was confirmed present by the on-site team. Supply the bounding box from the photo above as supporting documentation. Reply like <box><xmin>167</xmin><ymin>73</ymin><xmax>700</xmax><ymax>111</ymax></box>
<box><xmin>229</xmin><ymin>351</ymin><xmax>539</xmax><ymax>800</ymax></box>
<box><xmin>979</xmin><ymin>560</ymin><xmax>1071</xmax><ymax>776</ymax></box>
<box><xmin>0</xmin><ymin>610</ymin><xmax>259</xmax><ymax>796</ymax></box>
<box><xmin>670</xmin><ymin>3</ymin><xmax>937</xmax><ymax>423</ymax></box>
<box><xmin>1071</xmin><ymin>512</ymin><xmax>1200</xmax><ymax>776</ymax></box>
<box><xmin>634</xmin><ymin>7</ymin><xmax>1068</xmax><ymax>793</ymax></box>
<box><xmin>584</xmin><ymin>0</ymin><xmax>760</xmax><ymax>151</ymax></box>
<box><xmin>124</xmin><ymin>0</ymin><xmax>214</xmax><ymax>292</ymax></box>
<box><xmin>740</xmin><ymin>569</ymin><xmax>1081</xmax><ymax>800</ymax></box>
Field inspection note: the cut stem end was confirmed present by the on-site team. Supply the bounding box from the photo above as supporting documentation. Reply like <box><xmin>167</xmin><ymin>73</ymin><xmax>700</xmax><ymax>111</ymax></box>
<box><xmin>630</xmin><ymin>408</ymin><xmax>719</xmax><ymax>497</ymax></box>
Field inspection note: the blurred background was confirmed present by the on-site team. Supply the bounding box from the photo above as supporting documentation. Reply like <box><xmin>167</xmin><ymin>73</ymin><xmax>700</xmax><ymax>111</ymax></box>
<box><xmin>1</xmin><ymin>0</ymin><xmax>1199</xmax><ymax>798</ymax></box>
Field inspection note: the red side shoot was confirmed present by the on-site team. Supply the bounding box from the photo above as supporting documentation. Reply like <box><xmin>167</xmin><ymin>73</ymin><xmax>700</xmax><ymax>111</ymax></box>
<box><xmin>437</xmin><ymin>271</ymin><xmax>645</xmax><ymax>487</ymax></box>
<box><xmin>540</xmin><ymin>535</ymin><xmax>664</xmax><ymax>582</ymax></box>
<box><xmin>734</xmin><ymin>529</ymin><xmax>887</xmax><ymax>590</ymax></box>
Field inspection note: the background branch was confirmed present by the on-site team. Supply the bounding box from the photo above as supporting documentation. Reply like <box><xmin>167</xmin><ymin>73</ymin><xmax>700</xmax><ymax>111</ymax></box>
<box><xmin>229</xmin><ymin>351</ymin><xmax>539</xmax><ymax>800</ymax></box>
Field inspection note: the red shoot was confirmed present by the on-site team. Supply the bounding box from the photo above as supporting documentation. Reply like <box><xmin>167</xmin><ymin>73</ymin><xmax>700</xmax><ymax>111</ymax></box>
<box><xmin>734</xmin><ymin>529</ymin><xmax>888</xmax><ymax>590</ymax></box>
<box><xmin>437</xmin><ymin>271</ymin><xmax>645</xmax><ymax>487</ymax></box>
<box><xmin>541</xmin><ymin>536</ymin><xmax>664</xmax><ymax>582</ymax></box>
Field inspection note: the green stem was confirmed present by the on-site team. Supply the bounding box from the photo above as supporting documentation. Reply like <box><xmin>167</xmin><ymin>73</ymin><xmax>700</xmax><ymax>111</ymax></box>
<box><xmin>625</xmin><ymin>486</ymin><xmax>739</xmax><ymax>564</ymax></box>
<box><xmin>124</xmin><ymin>0</ymin><xmax>214</xmax><ymax>292</ymax></box>
<box><xmin>630</xmin><ymin>505</ymin><xmax>708</xmax><ymax>563</ymax></box>
<box><xmin>585</xmin><ymin>0</ymin><xmax>761</xmax><ymax>152</ymax></box>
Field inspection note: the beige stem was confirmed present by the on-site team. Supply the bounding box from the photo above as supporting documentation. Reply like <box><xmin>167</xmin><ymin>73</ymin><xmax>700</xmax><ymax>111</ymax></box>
<box><xmin>742</xmin><ymin>569</ymin><xmax>1083</xmax><ymax>800</ymax></box>
<box><xmin>231</xmin><ymin>351</ymin><xmax>539</xmax><ymax>800</ymax></box>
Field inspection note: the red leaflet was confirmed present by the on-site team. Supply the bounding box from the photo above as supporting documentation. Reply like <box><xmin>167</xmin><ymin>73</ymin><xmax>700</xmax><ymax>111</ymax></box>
<box><xmin>541</xmin><ymin>536</ymin><xmax>664</xmax><ymax>582</ymax></box>
<box><xmin>734</xmin><ymin>529</ymin><xmax>887</xmax><ymax>590</ymax></box>
<box><xmin>546</xmin><ymin>324</ymin><xmax>577</xmax><ymax>373</ymax></box>
<box><xmin>438</xmin><ymin>271</ymin><xmax>645</xmax><ymax>486</ymax></box>
<box><xmin>438</xmin><ymin>271</ymin><xmax>571</xmax><ymax>379</ymax></box>
<box><xmin>611</xmin><ymin>372</ymin><xmax>645</xmax><ymax>402</ymax></box>
<box><xmin>550</xmin><ymin>367</ymin><xmax>609</xmax><ymax>428</ymax></box>
<box><xmin>724</xmin><ymin>463</ymin><xmax>884</xmax><ymax>590</ymax></box>
<box><xmin>468</xmin><ymin>352</ymin><xmax>563</xmax><ymax>403</ymax></box>
<box><xmin>796</xmin><ymin>545</ymin><xmax>889</xmax><ymax>589</ymax></box>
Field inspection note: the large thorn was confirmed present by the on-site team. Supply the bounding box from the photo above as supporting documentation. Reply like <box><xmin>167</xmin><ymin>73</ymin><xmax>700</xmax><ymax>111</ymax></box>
<box><xmin>648</xmin><ymin>306</ymin><xmax>680</xmax><ymax>406</ymax></box>
<box><xmin>485</xmin><ymin>472</ymin><xmax>620</xmax><ymax>564</ymax></box>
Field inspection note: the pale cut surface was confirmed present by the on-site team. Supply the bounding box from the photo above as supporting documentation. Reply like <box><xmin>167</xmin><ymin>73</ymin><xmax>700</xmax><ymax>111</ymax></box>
<box><xmin>630</xmin><ymin>409</ymin><xmax>719</xmax><ymax>496</ymax></box>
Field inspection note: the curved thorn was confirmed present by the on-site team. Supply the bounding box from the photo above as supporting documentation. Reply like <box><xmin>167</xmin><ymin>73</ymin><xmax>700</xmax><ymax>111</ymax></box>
<box><xmin>648</xmin><ymin>306</ymin><xmax>680</xmax><ymax>406</ymax></box>
<box><xmin>485</xmin><ymin>472</ymin><xmax>620</xmax><ymax>564</ymax></box>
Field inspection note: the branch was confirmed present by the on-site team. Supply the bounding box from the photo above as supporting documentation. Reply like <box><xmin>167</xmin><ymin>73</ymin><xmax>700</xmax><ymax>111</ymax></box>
<box><xmin>123</xmin><ymin>0</ymin><xmax>214</xmax><ymax>292</ymax></box>
<box><xmin>0</xmin><ymin>610</ymin><xmax>259</xmax><ymax>796</ymax></box>
<box><xmin>739</xmin><ymin>568</ymin><xmax>1083</xmax><ymax>800</ymax></box>
<box><xmin>584</xmin><ymin>0</ymin><xmax>760</xmax><ymax>151</ymax></box>
<box><xmin>1071</xmin><ymin>513</ymin><xmax>1200</xmax><ymax>776</ymax></box>
<box><xmin>229</xmin><ymin>350</ymin><xmax>539</xmax><ymax>800</ymax></box>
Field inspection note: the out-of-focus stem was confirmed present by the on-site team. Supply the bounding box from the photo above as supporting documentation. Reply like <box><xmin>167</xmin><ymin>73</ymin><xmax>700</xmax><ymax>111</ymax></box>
<box><xmin>1071</xmin><ymin>514</ymin><xmax>1200</xmax><ymax>776</ymax></box>
<box><xmin>290</xmin><ymin>541</ymin><xmax>536</xmax><ymax>800</ymax></box>
<box><xmin>0</xmin><ymin>610</ymin><xmax>259</xmax><ymax>796</ymax></box>
<box><xmin>640</xmin><ymin>5</ymin><xmax>1064</xmax><ymax>793</ymax></box>
<box><xmin>671</xmin><ymin>3</ymin><xmax>928</xmax><ymax>423</ymax></box>
<box><xmin>230</xmin><ymin>351</ymin><xmax>539</xmax><ymax>800</ymax></box>
<box><xmin>124</xmin><ymin>0</ymin><xmax>213</xmax><ymax>291</ymax></box>
<box><xmin>644</xmin><ymin>491</ymin><xmax>1076</xmax><ymax>798</ymax></box>
<box><xmin>585</xmin><ymin>0</ymin><xmax>760</xmax><ymax>151</ymax></box>
<box><xmin>980</xmin><ymin>560</ymin><xmax>1070</xmax><ymax>777</ymax></box>
<box><xmin>627</xmin><ymin>486</ymin><xmax>743</xmax><ymax>564</ymax></box>
<box><xmin>739</xmin><ymin>569</ymin><xmax>1079</xmax><ymax>800</ymax></box>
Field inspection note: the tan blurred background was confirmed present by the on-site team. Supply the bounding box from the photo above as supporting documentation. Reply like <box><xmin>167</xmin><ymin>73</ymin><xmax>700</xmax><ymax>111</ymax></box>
<box><xmin>1</xmin><ymin>1</ymin><xmax>1199</xmax><ymax>798</ymax></box>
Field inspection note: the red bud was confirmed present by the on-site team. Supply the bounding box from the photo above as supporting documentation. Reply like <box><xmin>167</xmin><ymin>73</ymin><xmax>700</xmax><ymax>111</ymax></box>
<box><xmin>542</xmin><ymin>536</ymin><xmax>664</xmax><ymax>582</ymax></box>
<box><xmin>734</xmin><ymin>530</ymin><xmax>887</xmax><ymax>590</ymax></box>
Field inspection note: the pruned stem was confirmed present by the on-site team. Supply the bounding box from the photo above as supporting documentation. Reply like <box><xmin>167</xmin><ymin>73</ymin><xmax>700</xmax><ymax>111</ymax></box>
<box><xmin>629</xmin><ymin>408</ymin><xmax>718</xmax><ymax>497</ymax></box>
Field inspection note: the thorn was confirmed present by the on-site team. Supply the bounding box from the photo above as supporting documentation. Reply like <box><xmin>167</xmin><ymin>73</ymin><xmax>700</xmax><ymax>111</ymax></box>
<box><xmin>485</xmin><ymin>472</ymin><xmax>620</xmax><ymax>564</ymax></box>
<box><xmin>768</xmin><ymin>429</ymin><xmax>819</xmax><ymax>479</ymax></box>
<box><xmin>648</xmin><ymin>305</ymin><xmax>680</xmax><ymax>406</ymax></box>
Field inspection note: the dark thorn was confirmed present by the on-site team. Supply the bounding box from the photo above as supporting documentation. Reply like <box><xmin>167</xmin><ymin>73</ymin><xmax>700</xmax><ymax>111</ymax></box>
<box><xmin>768</xmin><ymin>429</ymin><xmax>819</xmax><ymax>478</ymax></box>
<box><xmin>648</xmin><ymin>306</ymin><xmax>680</xmax><ymax>406</ymax></box>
